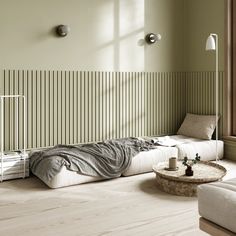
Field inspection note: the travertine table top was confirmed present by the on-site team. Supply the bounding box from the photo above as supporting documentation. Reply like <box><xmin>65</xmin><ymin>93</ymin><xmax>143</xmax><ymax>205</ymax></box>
<box><xmin>153</xmin><ymin>161</ymin><xmax>227</xmax><ymax>183</ymax></box>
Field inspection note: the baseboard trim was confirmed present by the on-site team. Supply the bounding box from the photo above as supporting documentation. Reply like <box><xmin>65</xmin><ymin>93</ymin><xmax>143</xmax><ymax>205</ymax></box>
<box><xmin>199</xmin><ymin>217</ymin><xmax>235</xmax><ymax>236</ymax></box>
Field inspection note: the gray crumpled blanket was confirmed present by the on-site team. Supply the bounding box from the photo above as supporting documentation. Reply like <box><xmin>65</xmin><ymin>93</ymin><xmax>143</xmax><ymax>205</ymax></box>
<box><xmin>30</xmin><ymin>138</ymin><xmax>156</xmax><ymax>182</ymax></box>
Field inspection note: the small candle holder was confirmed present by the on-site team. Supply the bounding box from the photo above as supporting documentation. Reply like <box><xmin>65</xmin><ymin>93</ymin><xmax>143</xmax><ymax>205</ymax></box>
<box><xmin>164</xmin><ymin>157</ymin><xmax>178</xmax><ymax>171</ymax></box>
<box><xmin>169</xmin><ymin>157</ymin><xmax>177</xmax><ymax>169</ymax></box>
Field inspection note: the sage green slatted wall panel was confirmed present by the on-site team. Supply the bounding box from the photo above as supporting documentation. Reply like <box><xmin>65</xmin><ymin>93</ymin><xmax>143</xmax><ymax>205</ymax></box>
<box><xmin>2</xmin><ymin>70</ymin><xmax>186</xmax><ymax>151</ymax></box>
<box><xmin>185</xmin><ymin>71</ymin><xmax>224</xmax><ymax>138</ymax></box>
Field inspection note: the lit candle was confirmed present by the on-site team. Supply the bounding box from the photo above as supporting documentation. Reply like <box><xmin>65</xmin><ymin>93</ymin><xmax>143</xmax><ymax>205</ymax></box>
<box><xmin>169</xmin><ymin>157</ymin><xmax>177</xmax><ymax>170</ymax></box>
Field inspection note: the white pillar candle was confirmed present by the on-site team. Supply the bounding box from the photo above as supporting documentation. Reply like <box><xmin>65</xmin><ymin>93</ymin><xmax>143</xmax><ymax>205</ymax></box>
<box><xmin>169</xmin><ymin>157</ymin><xmax>177</xmax><ymax>169</ymax></box>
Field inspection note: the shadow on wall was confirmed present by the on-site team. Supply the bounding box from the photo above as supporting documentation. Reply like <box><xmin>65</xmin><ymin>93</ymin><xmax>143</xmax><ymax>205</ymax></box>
<box><xmin>88</xmin><ymin>0</ymin><xmax>183</xmax><ymax>72</ymax></box>
<box><xmin>89</xmin><ymin>0</ymin><xmax>145</xmax><ymax>72</ymax></box>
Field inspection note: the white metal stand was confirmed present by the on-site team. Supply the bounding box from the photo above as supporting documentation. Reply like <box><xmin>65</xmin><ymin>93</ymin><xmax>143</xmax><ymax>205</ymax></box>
<box><xmin>0</xmin><ymin>95</ymin><xmax>28</xmax><ymax>182</ymax></box>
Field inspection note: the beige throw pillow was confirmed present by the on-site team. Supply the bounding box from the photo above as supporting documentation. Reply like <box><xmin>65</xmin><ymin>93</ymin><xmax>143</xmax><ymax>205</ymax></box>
<box><xmin>177</xmin><ymin>113</ymin><xmax>218</xmax><ymax>140</ymax></box>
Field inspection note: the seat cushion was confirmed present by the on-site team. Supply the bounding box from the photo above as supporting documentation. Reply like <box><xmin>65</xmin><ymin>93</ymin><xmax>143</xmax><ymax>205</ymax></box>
<box><xmin>198</xmin><ymin>179</ymin><xmax>236</xmax><ymax>233</ymax></box>
<box><xmin>176</xmin><ymin>139</ymin><xmax>224</xmax><ymax>161</ymax></box>
<box><xmin>122</xmin><ymin>146</ymin><xmax>178</xmax><ymax>176</ymax></box>
<box><xmin>44</xmin><ymin>166</ymin><xmax>104</xmax><ymax>188</ymax></box>
<box><xmin>166</xmin><ymin>135</ymin><xmax>224</xmax><ymax>161</ymax></box>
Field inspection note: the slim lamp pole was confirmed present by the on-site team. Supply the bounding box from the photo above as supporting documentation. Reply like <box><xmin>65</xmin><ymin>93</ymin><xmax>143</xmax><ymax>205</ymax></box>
<box><xmin>215</xmin><ymin>34</ymin><xmax>219</xmax><ymax>162</ymax></box>
<box><xmin>206</xmin><ymin>33</ymin><xmax>218</xmax><ymax>162</ymax></box>
<box><xmin>0</xmin><ymin>97</ymin><xmax>3</xmax><ymax>182</ymax></box>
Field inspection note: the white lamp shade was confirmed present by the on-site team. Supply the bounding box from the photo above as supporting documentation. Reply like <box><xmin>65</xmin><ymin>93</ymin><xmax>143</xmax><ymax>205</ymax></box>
<box><xmin>206</xmin><ymin>35</ymin><xmax>216</xmax><ymax>51</ymax></box>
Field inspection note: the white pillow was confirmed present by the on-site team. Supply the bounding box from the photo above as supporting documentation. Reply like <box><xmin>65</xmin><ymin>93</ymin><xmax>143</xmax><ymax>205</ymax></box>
<box><xmin>177</xmin><ymin>113</ymin><xmax>218</xmax><ymax>140</ymax></box>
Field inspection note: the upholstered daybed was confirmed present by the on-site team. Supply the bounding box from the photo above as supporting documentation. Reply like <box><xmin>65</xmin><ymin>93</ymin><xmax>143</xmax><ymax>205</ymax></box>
<box><xmin>30</xmin><ymin>113</ymin><xmax>223</xmax><ymax>188</ymax></box>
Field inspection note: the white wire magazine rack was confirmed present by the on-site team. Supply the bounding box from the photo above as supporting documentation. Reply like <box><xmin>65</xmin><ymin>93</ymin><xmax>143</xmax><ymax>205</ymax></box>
<box><xmin>0</xmin><ymin>95</ymin><xmax>28</xmax><ymax>182</ymax></box>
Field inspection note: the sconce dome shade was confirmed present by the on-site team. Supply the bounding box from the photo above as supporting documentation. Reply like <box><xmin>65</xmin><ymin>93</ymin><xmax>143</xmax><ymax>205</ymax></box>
<box><xmin>145</xmin><ymin>33</ymin><xmax>161</xmax><ymax>44</ymax></box>
<box><xmin>56</xmin><ymin>25</ymin><xmax>70</xmax><ymax>37</ymax></box>
<box><xmin>206</xmin><ymin>35</ymin><xmax>216</xmax><ymax>51</ymax></box>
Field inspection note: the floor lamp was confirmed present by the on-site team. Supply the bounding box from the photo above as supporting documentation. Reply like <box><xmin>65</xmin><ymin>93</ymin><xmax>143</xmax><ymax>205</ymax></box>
<box><xmin>205</xmin><ymin>33</ymin><xmax>219</xmax><ymax>162</ymax></box>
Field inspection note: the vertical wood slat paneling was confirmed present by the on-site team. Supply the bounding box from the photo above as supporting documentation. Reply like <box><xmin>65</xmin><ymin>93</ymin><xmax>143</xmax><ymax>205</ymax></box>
<box><xmin>2</xmin><ymin>70</ymin><xmax>189</xmax><ymax>151</ymax></box>
<box><xmin>185</xmin><ymin>71</ymin><xmax>224</xmax><ymax>138</ymax></box>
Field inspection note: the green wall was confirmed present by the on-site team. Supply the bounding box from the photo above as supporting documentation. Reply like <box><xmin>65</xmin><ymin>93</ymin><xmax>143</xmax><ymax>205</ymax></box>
<box><xmin>1</xmin><ymin>70</ymin><xmax>186</xmax><ymax>150</ymax></box>
<box><xmin>0</xmin><ymin>0</ymin><xmax>231</xmax><ymax>156</ymax></box>
<box><xmin>224</xmin><ymin>140</ymin><xmax>236</xmax><ymax>161</ymax></box>
<box><xmin>184</xmin><ymin>0</ymin><xmax>225</xmax><ymax>71</ymax></box>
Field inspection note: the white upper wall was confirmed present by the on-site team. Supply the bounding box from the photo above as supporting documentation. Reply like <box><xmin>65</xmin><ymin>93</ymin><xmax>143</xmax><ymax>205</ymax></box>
<box><xmin>0</xmin><ymin>0</ymin><xmax>185</xmax><ymax>72</ymax></box>
<box><xmin>0</xmin><ymin>0</ymin><xmax>224</xmax><ymax>72</ymax></box>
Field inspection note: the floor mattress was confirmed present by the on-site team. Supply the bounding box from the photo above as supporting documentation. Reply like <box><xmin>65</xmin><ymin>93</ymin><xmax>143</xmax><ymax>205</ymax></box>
<box><xmin>122</xmin><ymin>146</ymin><xmax>177</xmax><ymax>176</ymax></box>
<box><xmin>41</xmin><ymin>147</ymin><xmax>177</xmax><ymax>188</ymax></box>
<box><xmin>45</xmin><ymin>166</ymin><xmax>104</xmax><ymax>188</ymax></box>
<box><xmin>33</xmin><ymin>135</ymin><xmax>224</xmax><ymax>188</ymax></box>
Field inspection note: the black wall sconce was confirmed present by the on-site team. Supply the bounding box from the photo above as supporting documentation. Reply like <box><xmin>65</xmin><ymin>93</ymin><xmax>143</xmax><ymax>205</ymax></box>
<box><xmin>145</xmin><ymin>33</ymin><xmax>162</xmax><ymax>44</ymax></box>
<box><xmin>55</xmin><ymin>25</ymin><xmax>70</xmax><ymax>37</ymax></box>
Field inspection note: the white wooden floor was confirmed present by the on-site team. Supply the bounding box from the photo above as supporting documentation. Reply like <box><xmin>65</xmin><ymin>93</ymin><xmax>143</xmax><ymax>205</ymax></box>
<box><xmin>0</xmin><ymin>160</ymin><xmax>235</xmax><ymax>236</ymax></box>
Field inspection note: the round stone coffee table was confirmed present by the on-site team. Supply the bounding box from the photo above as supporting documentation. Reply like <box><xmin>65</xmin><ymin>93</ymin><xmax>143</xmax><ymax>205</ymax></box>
<box><xmin>153</xmin><ymin>161</ymin><xmax>227</xmax><ymax>197</ymax></box>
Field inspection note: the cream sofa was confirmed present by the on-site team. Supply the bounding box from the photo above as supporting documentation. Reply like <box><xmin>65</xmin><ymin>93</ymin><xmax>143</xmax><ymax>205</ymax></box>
<box><xmin>198</xmin><ymin>178</ymin><xmax>236</xmax><ymax>235</ymax></box>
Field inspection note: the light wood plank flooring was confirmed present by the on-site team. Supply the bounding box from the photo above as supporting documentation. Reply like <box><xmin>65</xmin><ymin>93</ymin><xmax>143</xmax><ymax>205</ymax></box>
<box><xmin>0</xmin><ymin>160</ymin><xmax>235</xmax><ymax>236</ymax></box>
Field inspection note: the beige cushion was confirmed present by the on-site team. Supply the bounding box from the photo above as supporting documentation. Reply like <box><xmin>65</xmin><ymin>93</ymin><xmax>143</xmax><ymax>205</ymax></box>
<box><xmin>177</xmin><ymin>113</ymin><xmax>218</xmax><ymax>140</ymax></box>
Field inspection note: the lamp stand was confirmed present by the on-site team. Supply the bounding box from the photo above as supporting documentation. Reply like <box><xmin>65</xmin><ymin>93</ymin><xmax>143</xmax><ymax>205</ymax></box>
<box><xmin>215</xmin><ymin>34</ymin><xmax>219</xmax><ymax>162</ymax></box>
<box><xmin>206</xmin><ymin>33</ymin><xmax>219</xmax><ymax>162</ymax></box>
